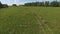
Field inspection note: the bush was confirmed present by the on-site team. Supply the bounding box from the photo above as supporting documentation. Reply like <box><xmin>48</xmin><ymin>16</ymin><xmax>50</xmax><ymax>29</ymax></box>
<box><xmin>3</xmin><ymin>4</ymin><xmax>8</xmax><ymax>8</ymax></box>
<box><xmin>12</xmin><ymin>4</ymin><xmax>17</xmax><ymax>6</ymax></box>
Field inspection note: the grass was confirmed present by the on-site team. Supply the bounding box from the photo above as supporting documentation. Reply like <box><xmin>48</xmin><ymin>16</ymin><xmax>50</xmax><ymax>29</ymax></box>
<box><xmin>0</xmin><ymin>6</ymin><xmax>60</xmax><ymax>34</ymax></box>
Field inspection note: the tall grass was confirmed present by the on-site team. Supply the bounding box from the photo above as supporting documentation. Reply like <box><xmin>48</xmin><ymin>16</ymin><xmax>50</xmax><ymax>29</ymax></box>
<box><xmin>0</xmin><ymin>7</ymin><xmax>60</xmax><ymax>34</ymax></box>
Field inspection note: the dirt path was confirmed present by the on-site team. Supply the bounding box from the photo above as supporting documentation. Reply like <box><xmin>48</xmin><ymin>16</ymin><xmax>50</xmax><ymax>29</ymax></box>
<box><xmin>34</xmin><ymin>13</ymin><xmax>46</xmax><ymax>34</ymax></box>
<box><xmin>33</xmin><ymin>12</ymin><xmax>54</xmax><ymax>34</ymax></box>
<box><xmin>37</xmin><ymin>15</ymin><xmax>53</xmax><ymax>34</ymax></box>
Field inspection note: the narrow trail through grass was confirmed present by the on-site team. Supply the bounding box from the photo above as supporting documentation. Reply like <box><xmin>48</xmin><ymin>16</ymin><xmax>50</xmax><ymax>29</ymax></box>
<box><xmin>32</xmin><ymin>12</ymin><xmax>54</xmax><ymax>34</ymax></box>
<box><xmin>37</xmin><ymin>14</ymin><xmax>53</xmax><ymax>34</ymax></box>
<box><xmin>34</xmin><ymin>13</ymin><xmax>46</xmax><ymax>34</ymax></box>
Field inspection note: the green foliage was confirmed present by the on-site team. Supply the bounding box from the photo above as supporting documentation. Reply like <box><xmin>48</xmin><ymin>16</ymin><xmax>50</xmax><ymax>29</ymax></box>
<box><xmin>3</xmin><ymin>4</ymin><xmax>8</xmax><ymax>8</ymax></box>
<box><xmin>50</xmin><ymin>1</ymin><xmax>59</xmax><ymax>7</ymax></box>
<box><xmin>39</xmin><ymin>2</ymin><xmax>44</xmax><ymax>6</ymax></box>
<box><xmin>12</xmin><ymin>4</ymin><xmax>17</xmax><ymax>6</ymax></box>
<box><xmin>24</xmin><ymin>1</ymin><xmax>60</xmax><ymax>7</ymax></box>
<box><xmin>44</xmin><ymin>1</ymin><xmax>50</xmax><ymax>7</ymax></box>
<box><xmin>0</xmin><ymin>1</ymin><xmax>8</xmax><ymax>8</ymax></box>
<box><xmin>0</xmin><ymin>1</ymin><xmax>3</xmax><ymax>8</ymax></box>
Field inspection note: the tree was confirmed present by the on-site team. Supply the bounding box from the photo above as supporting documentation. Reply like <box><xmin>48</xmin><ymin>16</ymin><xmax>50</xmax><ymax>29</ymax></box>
<box><xmin>36</xmin><ymin>2</ymin><xmax>40</xmax><ymax>6</ymax></box>
<box><xmin>58</xmin><ymin>2</ymin><xmax>60</xmax><ymax>7</ymax></box>
<box><xmin>24</xmin><ymin>1</ymin><xmax>60</xmax><ymax>7</ymax></box>
<box><xmin>50</xmin><ymin>1</ymin><xmax>59</xmax><ymax>7</ymax></box>
<box><xmin>3</xmin><ymin>4</ymin><xmax>8</xmax><ymax>8</ymax></box>
<box><xmin>25</xmin><ymin>3</ymin><xmax>31</xmax><ymax>6</ymax></box>
<box><xmin>25</xmin><ymin>2</ymin><xmax>37</xmax><ymax>6</ymax></box>
<box><xmin>12</xmin><ymin>4</ymin><xmax>17</xmax><ymax>6</ymax></box>
<box><xmin>39</xmin><ymin>2</ymin><xmax>44</xmax><ymax>6</ymax></box>
<box><xmin>0</xmin><ymin>1</ymin><xmax>3</xmax><ymax>8</ymax></box>
<box><xmin>31</xmin><ymin>2</ymin><xmax>37</xmax><ymax>6</ymax></box>
<box><xmin>44</xmin><ymin>1</ymin><xmax>50</xmax><ymax>7</ymax></box>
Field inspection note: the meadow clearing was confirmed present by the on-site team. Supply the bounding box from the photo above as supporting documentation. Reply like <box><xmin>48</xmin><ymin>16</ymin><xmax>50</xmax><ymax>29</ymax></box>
<box><xmin>0</xmin><ymin>6</ymin><xmax>60</xmax><ymax>34</ymax></box>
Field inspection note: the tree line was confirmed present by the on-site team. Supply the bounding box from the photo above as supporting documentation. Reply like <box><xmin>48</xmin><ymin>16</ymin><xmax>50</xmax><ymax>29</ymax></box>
<box><xmin>0</xmin><ymin>1</ymin><xmax>19</xmax><ymax>9</ymax></box>
<box><xmin>24</xmin><ymin>1</ymin><xmax>60</xmax><ymax>7</ymax></box>
<box><xmin>0</xmin><ymin>1</ymin><xmax>18</xmax><ymax>9</ymax></box>
<box><xmin>0</xmin><ymin>1</ymin><xmax>60</xmax><ymax>8</ymax></box>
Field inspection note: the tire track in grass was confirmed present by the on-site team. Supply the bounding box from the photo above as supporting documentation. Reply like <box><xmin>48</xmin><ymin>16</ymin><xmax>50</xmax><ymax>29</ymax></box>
<box><xmin>35</xmin><ymin>13</ymin><xmax>54</xmax><ymax>34</ymax></box>
<box><xmin>33</xmin><ymin>13</ymin><xmax>46</xmax><ymax>34</ymax></box>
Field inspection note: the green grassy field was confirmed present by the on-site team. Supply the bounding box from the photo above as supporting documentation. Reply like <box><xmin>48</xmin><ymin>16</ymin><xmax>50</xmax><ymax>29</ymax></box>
<box><xmin>0</xmin><ymin>6</ymin><xmax>60</xmax><ymax>34</ymax></box>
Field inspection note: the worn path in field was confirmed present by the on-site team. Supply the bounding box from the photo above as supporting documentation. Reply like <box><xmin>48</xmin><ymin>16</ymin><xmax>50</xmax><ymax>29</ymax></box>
<box><xmin>33</xmin><ymin>12</ymin><xmax>54</xmax><ymax>34</ymax></box>
<box><xmin>34</xmin><ymin>13</ymin><xmax>46</xmax><ymax>34</ymax></box>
